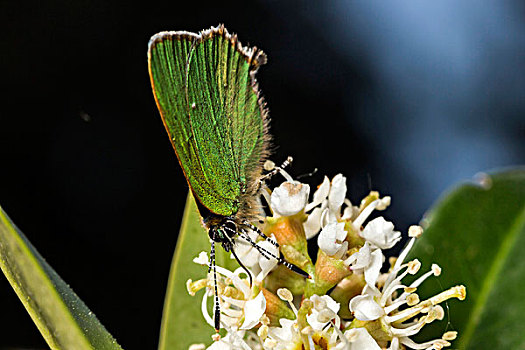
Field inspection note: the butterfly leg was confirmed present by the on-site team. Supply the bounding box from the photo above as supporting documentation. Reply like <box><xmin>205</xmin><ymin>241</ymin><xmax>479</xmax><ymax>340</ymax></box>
<box><xmin>220</xmin><ymin>227</ymin><xmax>254</xmax><ymax>287</ymax></box>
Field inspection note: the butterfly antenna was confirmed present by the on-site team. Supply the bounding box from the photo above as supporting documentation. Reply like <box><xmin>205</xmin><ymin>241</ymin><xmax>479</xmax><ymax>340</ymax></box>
<box><xmin>260</xmin><ymin>156</ymin><xmax>293</xmax><ymax>183</ymax></box>
<box><xmin>210</xmin><ymin>240</ymin><xmax>221</xmax><ymax>332</ymax></box>
<box><xmin>241</xmin><ymin>221</ymin><xmax>278</xmax><ymax>247</ymax></box>
<box><xmin>238</xmin><ymin>231</ymin><xmax>309</xmax><ymax>278</ymax></box>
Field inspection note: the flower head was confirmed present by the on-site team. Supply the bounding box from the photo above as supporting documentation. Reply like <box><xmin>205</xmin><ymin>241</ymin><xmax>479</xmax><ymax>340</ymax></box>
<box><xmin>187</xmin><ymin>173</ymin><xmax>466</xmax><ymax>350</ymax></box>
<box><xmin>349</xmin><ymin>231</ymin><xmax>466</xmax><ymax>349</ymax></box>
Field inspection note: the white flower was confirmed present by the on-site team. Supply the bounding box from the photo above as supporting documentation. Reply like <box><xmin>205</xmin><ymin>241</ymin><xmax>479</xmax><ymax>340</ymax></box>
<box><xmin>304</xmin><ymin>206</ymin><xmax>325</xmax><ymax>239</ymax></box>
<box><xmin>306</xmin><ymin>295</ymin><xmax>341</xmax><ymax>331</ymax></box>
<box><xmin>264</xmin><ymin>294</ymin><xmax>349</xmax><ymax>350</ymax></box>
<box><xmin>233</xmin><ymin>230</ymin><xmax>280</xmax><ymax>283</ymax></box>
<box><xmin>185</xmin><ymin>171</ymin><xmax>465</xmax><ymax>350</ymax></box>
<box><xmin>352</xmin><ymin>198</ymin><xmax>391</xmax><ymax>230</ymax></box>
<box><xmin>360</xmin><ymin>217</ymin><xmax>401</xmax><ymax>250</ymax></box>
<box><xmin>267</xmin><ymin>318</ymin><xmax>298</xmax><ymax>343</ymax></box>
<box><xmin>303</xmin><ymin>176</ymin><xmax>330</xmax><ymax>239</ymax></box>
<box><xmin>349</xmin><ymin>294</ymin><xmax>385</xmax><ymax>321</ymax></box>
<box><xmin>304</xmin><ymin>174</ymin><xmax>358</xmax><ymax>238</ymax></box>
<box><xmin>346</xmin><ymin>241</ymin><xmax>372</xmax><ymax>270</ymax></box>
<box><xmin>271</xmin><ymin>181</ymin><xmax>310</xmax><ymax>216</ymax></box>
<box><xmin>321</xmin><ymin>174</ymin><xmax>354</xmax><ymax>226</ymax></box>
<box><xmin>345</xmin><ymin>242</ymin><xmax>384</xmax><ymax>288</ymax></box>
<box><xmin>348</xmin><ymin>235</ymin><xmax>466</xmax><ymax>349</ymax></box>
<box><xmin>193</xmin><ymin>251</ymin><xmax>210</xmax><ymax>265</ymax></box>
<box><xmin>318</xmin><ymin>221</ymin><xmax>348</xmax><ymax>256</ymax></box>
<box><xmin>344</xmin><ymin>328</ymin><xmax>381</xmax><ymax>350</ymax></box>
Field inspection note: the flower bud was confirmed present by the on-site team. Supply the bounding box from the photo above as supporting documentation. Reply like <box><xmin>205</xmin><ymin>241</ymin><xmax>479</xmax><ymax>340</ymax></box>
<box><xmin>265</xmin><ymin>214</ymin><xmax>314</xmax><ymax>273</ymax></box>
<box><xmin>309</xmin><ymin>249</ymin><xmax>351</xmax><ymax>296</ymax></box>
<box><xmin>261</xmin><ymin>288</ymin><xmax>296</xmax><ymax>327</ymax></box>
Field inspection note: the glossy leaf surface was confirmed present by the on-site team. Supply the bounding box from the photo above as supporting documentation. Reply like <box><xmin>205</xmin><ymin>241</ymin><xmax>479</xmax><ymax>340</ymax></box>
<box><xmin>409</xmin><ymin>169</ymin><xmax>525</xmax><ymax>349</ymax></box>
<box><xmin>0</xmin><ymin>206</ymin><xmax>123</xmax><ymax>350</ymax></box>
<box><xmin>158</xmin><ymin>193</ymin><xmax>237</xmax><ymax>350</ymax></box>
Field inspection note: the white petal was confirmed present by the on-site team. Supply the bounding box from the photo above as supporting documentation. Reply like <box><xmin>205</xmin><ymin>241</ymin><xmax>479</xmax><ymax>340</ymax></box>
<box><xmin>388</xmin><ymin>337</ymin><xmax>400</xmax><ymax>350</ymax></box>
<box><xmin>322</xmin><ymin>295</ymin><xmax>341</xmax><ymax>314</ymax></box>
<box><xmin>207</xmin><ymin>332</ymin><xmax>251</xmax><ymax>350</ymax></box>
<box><xmin>193</xmin><ymin>251</ymin><xmax>209</xmax><ymax>265</ymax></box>
<box><xmin>348</xmin><ymin>241</ymin><xmax>372</xmax><ymax>270</ymax></box>
<box><xmin>207</xmin><ymin>340</ymin><xmax>232</xmax><ymax>350</ymax></box>
<box><xmin>269</xmin><ymin>318</ymin><xmax>296</xmax><ymax>342</ymax></box>
<box><xmin>364</xmin><ymin>249</ymin><xmax>384</xmax><ymax>288</ymax></box>
<box><xmin>341</xmin><ymin>205</ymin><xmax>358</xmax><ymax>221</ymax></box>
<box><xmin>230</xmin><ymin>267</ymin><xmax>252</xmax><ymax>298</ymax></box>
<box><xmin>189</xmin><ymin>344</ymin><xmax>205</xmax><ymax>350</ymax></box>
<box><xmin>240</xmin><ymin>291</ymin><xmax>266</xmax><ymax>329</ymax></box>
<box><xmin>235</xmin><ymin>245</ymin><xmax>259</xmax><ymax>269</ymax></box>
<box><xmin>306</xmin><ymin>295</ymin><xmax>341</xmax><ymax>331</ymax></box>
<box><xmin>256</xmin><ymin>238</ymin><xmax>279</xmax><ymax>282</ymax></box>
<box><xmin>234</xmin><ymin>238</ymin><xmax>260</xmax><ymax>268</ymax></box>
<box><xmin>362</xmin><ymin>284</ymin><xmax>381</xmax><ymax>298</ymax></box>
<box><xmin>306</xmin><ymin>311</ymin><xmax>325</xmax><ymax>331</ymax></box>
<box><xmin>304</xmin><ymin>206</ymin><xmax>323</xmax><ymax>239</ymax></box>
<box><xmin>318</xmin><ymin>222</ymin><xmax>346</xmax><ymax>256</ymax></box>
<box><xmin>345</xmin><ymin>328</ymin><xmax>381</xmax><ymax>350</ymax></box>
<box><xmin>320</xmin><ymin>207</ymin><xmax>332</xmax><ymax>228</ymax></box>
<box><xmin>328</xmin><ymin>174</ymin><xmax>347</xmax><ymax>214</ymax></box>
<box><xmin>349</xmin><ymin>294</ymin><xmax>384</xmax><ymax>321</ymax></box>
<box><xmin>305</xmin><ymin>176</ymin><xmax>330</xmax><ymax>212</ymax></box>
<box><xmin>361</xmin><ymin>217</ymin><xmax>401</xmax><ymax>249</ymax></box>
<box><xmin>271</xmin><ymin>181</ymin><xmax>310</xmax><ymax>216</ymax></box>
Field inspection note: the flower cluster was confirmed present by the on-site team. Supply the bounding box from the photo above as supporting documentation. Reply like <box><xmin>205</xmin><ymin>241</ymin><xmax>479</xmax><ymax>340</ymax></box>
<box><xmin>188</xmin><ymin>172</ymin><xmax>466</xmax><ymax>350</ymax></box>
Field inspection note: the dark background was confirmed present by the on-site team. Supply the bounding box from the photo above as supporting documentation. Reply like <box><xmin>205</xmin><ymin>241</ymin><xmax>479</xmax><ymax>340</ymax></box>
<box><xmin>1</xmin><ymin>1</ymin><xmax>524</xmax><ymax>348</ymax></box>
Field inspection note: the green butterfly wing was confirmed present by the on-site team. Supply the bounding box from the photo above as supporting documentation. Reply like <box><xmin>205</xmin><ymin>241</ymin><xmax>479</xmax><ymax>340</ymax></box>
<box><xmin>148</xmin><ymin>25</ymin><xmax>268</xmax><ymax>217</ymax></box>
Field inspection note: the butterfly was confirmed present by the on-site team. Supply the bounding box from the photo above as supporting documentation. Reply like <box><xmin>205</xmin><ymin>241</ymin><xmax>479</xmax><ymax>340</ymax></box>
<box><xmin>148</xmin><ymin>24</ymin><xmax>307</xmax><ymax>331</ymax></box>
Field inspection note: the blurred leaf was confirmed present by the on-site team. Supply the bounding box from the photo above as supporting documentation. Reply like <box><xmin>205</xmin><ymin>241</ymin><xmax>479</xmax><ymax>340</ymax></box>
<box><xmin>0</xmin><ymin>206</ymin><xmax>123</xmax><ymax>350</ymax></box>
<box><xmin>409</xmin><ymin>168</ymin><xmax>525</xmax><ymax>349</ymax></box>
<box><xmin>158</xmin><ymin>193</ymin><xmax>237</xmax><ymax>350</ymax></box>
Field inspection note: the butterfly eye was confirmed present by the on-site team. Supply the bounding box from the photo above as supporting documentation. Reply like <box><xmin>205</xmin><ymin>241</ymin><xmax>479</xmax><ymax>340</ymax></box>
<box><xmin>222</xmin><ymin>220</ymin><xmax>238</xmax><ymax>239</ymax></box>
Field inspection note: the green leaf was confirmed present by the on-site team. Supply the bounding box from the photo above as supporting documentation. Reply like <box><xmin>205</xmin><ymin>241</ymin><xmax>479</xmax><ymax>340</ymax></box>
<box><xmin>409</xmin><ymin>168</ymin><xmax>525</xmax><ymax>349</ymax></box>
<box><xmin>158</xmin><ymin>193</ymin><xmax>237</xmax><ymax>350</ymax></box>
<box><xmin>0</xmin><ymin>205</ymin><xmax>123</xmax><ymax>350</ymax></box>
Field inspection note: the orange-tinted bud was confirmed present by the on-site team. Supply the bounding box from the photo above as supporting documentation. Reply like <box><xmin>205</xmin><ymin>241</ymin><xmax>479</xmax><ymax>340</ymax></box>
<box><xmin>262</xmin><ymin>288</ymin><xmax>296</xmax><ymax>326</ymax></box>
<box><xmin>264</xmin><ymin>213</ymin><xmax>314</xmax><ymax>273</ymax></box>
<box><xmin>265</xmin><ymin>213</ymin><xmax>307</xmax><ymax>252</ymax></box>
<box><xmin>311</xmin><ymin>250</ymin><xmax>351</xmax><ymax>296</ymax></box>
